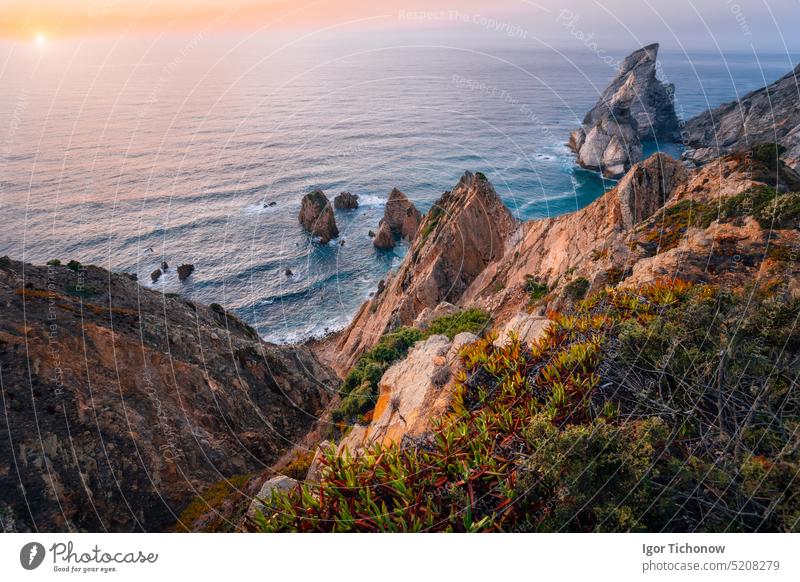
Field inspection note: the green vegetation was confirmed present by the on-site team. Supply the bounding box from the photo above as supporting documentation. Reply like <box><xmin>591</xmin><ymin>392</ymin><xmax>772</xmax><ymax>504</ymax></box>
<box><xmin>638</xmin><ymin>183</ymin><xmax>800</xmax><ymax>257</ymax></box>
<box><xmin>164</xmin><ymin>292</ymin><xmax>181</xmax><ymax>299</ymax></box>
<box><xmin>65</xmin><ymin>283</ymin><xmax>100</xmax><ymax>297</ymax></box>
<box><xmin>604</xmin><ymin>267</ymin><xmax>624</xmax><ymax>285</ymax></box>
<box><xmin>281</xmin><ymin>449</ymin><xmax>315</xmax><ymax>481</ymax></box>
<box><xmin>475</xmin><ymin>171</ymin><xmax>487</xmax><ymax>181</ymax></box>
<box><xmin>419</xmin><ymin>203</ymin><xmax>444</xmax><ymax>242</ymax></box>
<box><xmin>66</xmin><ymin>260</ymin><xmax>83</xmax><ymax>271</ymax></box>
<box><xmin>524</xmin><ymin>275</ymin><xmax>548</xmax><ymax>302</ymax></box>
<box><xmin>425</xmin><ymin>308</ymin><xmax>490</xmax><ymax>339</ymax></box>
<box><xmin>46</xmin><ymin>259</ymin><xmax>61</xmax><ymax>266</ymax></box>
<box><xmin>0</xmin><ymin>256</ymin><xmax>10</xmax><ymax>268</ymax></box>
<box><xmin>176</xmin><ymin>474</ymin><xmax>253</xmax><ymax>533</ymax></box>
<box><xmin>564</xmin><ymin>276</ymin><xmax>590</xmax><ymax>300</ymax></box>
<box><xmin>256</xmin><ymin>281</ymin><xmax>800</xmax><ymax>532</ymax></box>
<box><xmin>306</xmin><ymin>190</ymin><xmax>329</xmax><ymax>210</ymax></box>
<box><xmin>332</xmin><ymin>326</ymin><xmax>423</xmax><ymax>425</ymax></box>
<box><xmin>332</xmin><ymin>308</ymin><xmax>491</xmax><ymax>426</ymax></box>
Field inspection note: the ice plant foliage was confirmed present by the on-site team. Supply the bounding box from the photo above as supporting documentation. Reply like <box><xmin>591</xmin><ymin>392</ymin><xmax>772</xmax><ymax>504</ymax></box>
<box><xmin>256</xmin><ymin>281</ymin><xmax>800</xmax><ymax>532</ymax></box>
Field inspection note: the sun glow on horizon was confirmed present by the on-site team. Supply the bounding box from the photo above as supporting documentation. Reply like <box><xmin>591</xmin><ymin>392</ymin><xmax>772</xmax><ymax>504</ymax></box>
<box><xmin>35</xmin><ymin>32</ymin><xmax>47</xmax><ymax>46</ymax></box>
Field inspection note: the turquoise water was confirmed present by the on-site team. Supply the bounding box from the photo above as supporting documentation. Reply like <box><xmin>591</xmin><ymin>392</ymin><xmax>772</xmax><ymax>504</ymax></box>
<box><xmin>1</xmin><ymin>37</ymin><xmax>796</xmax><ymax>342</ymax></box>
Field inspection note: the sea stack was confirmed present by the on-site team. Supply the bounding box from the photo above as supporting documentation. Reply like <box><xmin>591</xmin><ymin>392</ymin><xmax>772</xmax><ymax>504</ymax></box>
<box><xmin>333</xmin><ymin>191</ymin><xmax>359</xmax><ymax>210</ymax></box>
<box><xmin>569</xmin><ymin>43</ymin><xmax>679</xmax><ymax>178</ymax></box>
<box><xmin>299</xmin><ymin>190</ymin><xmax>339</xmax><ymax>244</ymax></box>
<box><xmin>384</xmin><ymin>188</ymin><xmax>422</xmax><ymax>239</ymax></box>
<box><xmin>372</xmin><ymin>188</ymin><xmax>422</xmax><ymax>249</ymax></box>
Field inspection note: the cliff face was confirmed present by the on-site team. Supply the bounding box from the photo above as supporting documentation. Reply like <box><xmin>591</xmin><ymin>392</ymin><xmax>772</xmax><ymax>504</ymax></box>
<box><xmin>682</xmin><ymin>64</ymin><xmax>800</xmax><ymax>169</ymax></box>
<box><xmin>331</xmin><ymin>172</ymin><xmax>516</xmax><ymax>374</ymax></box>
<box><xmin>327</xmin><ymin>149</ymin><xmax>800</xmax><ymax>379</ymax></box>
<box><xmin>0</xmin><ymin>259</ymin><xmax>338</xmax><ymax>532</ymax></box>
<box><xmin>464</xmin><ymin>151</ymin><xmax>800</xmax><ymax>320</ymax></box>
<box><xmin>569</xmin><ymin>44</ymin><xmax>679</xmax><ymax>177</ymax></box>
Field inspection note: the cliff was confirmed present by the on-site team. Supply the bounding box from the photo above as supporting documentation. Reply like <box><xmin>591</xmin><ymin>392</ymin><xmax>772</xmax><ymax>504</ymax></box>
<box><xmin>682</xmin><ymin>63</ymin><xmax>800</xmax><ymax>169</ymax></box>
<box><xmin>330</xmin><ymin>171</ymin><xmax>515</xmax><ymax>374</ymax></box>
<box><xmin>0</xmin><ymin>258</ymin><xmax>338</xmax><ymax>532</ymax></box>
<box><xmin>258</xmin><ymin>150</ymin><xmax>800</xmax><ymax>533</ymax></box>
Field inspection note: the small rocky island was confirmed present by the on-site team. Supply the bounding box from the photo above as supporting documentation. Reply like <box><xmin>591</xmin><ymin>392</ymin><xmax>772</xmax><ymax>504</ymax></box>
<box><xmin>299</xmin><ymin>190</ymin><xmax>339</xmax><ymax>243</ymax></box>
<box><xmin>373</xmin><ymin>187</ymin><xmax>422</xmax><ymax>249</ymax></box>
<box><xmin>569</xmin><ymin>43</ymin><xmax>680</xmax><ymax>177</ymax></box>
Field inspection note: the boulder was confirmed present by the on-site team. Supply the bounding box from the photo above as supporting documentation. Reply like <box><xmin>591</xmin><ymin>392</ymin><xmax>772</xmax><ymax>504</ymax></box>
<box><xmin>299</xmin><ymin>190</ymin><xmax>339</xmax><ymax>244</ymax></box>
<box><xmin>245</xmin><ymin>476</ymin><xmax>297</xmax><ymax>522</ymax></box>
<box><xmin>569</xmin><ymin>44</ymin><xmax>679</xmax><ymax>177</ymax></box>
<box><xmin>372</xmin><ymin>221</ymin><xmax>395</xmax><ymax>249</ymax></box>
<box><xmin>333</xmin><ymin>191</ymin><xmax>359</xmax><ymax>210</ymax></box>
<box><xmin>160</xmin><ymin>261</ymin><xmax>169</xmax><ymax>271</ymax></box>
<box><xmin>613</xmin><ymin>153</ymin><xmax>688</xmax><ymax>228</ymax></box>
<box><xmin>338</xmin><ymin>332</ymin><xmax>478</xmax><ymax>454</ymax></box>
<box><xmin>150</xmin><ymin>268</ymin><xmax>162</xmax><ymax>283</ymax></box>
<box><xmin>493</xmin><ymin>313</ymin><xmax>551</xmax><ymax>348</ymax></box>
<box><xmin>177</xmin><ymin>263</ymin><xmax>195</xmax><ymax>281</ymax></box>
<box><xmin>412</xmin><ymin>301</ymin><xmax>459</xmax><ymax>329</ymax></box>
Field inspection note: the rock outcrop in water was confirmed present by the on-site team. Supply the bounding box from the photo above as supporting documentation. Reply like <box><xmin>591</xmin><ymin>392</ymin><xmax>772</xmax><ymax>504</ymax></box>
<box><xmin>382</xmin><ymin>188</ymin><xmax>422</xmax><ymax>240</ymax></box>
<box><xmin>0</xmin><ymin>258</ymin><xmax>338</xmax><ymax>531</ymax></box>
<box><xmin>333</xmin><ymin>191</ymin><xmax>359</xmax><ymax>210</ymax></box>
<box><xmin>372</xmin><ymin>221</ymin><xmax>395</xmax><ymax>249</ymax></box>
<box><xmin>299</xmin><ymin>190</ymin><xmax>339</xmax><ymax>244</ymax></box>
<box><xmin>371</xmin><ymin>188</ymin><xmax>423</xmax><ymax>251</ymax></box>
<box><xmin>569</xmin><ymin>44</ymin><xmax>679</xmax><ymax>177</ymax></box>
<box><xmin>682</xmin><ymin>63</ymin><xmax>800</xmax><ymax>170</ymax></box>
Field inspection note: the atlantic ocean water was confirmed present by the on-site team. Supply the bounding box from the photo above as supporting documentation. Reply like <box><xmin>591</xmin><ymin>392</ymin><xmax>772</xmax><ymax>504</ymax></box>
<box><xmin>1</xmin><ymin>36</ymin><xmax>796</xmax><ymax>342</ymax></box>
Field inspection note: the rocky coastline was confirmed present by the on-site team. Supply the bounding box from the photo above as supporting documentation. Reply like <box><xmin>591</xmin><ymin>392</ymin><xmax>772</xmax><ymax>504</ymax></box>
<box><xmin>3</xmin><ymin>46</ymin><xmax>800</xmax><ymax>533</ymax></box>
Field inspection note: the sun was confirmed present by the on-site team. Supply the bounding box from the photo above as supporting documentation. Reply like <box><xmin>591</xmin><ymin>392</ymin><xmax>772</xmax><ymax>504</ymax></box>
<box><xmin>35</xmin><ymin>33</ymin><xmax>47</xmax><ymax>46</ymax></box>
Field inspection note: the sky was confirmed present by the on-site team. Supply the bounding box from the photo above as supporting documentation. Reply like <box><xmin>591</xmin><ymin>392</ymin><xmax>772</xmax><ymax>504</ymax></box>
<box><xmin>3</xmin><ymin>0</ymin><xmax>800</xmax><ymax>52</ymax></box>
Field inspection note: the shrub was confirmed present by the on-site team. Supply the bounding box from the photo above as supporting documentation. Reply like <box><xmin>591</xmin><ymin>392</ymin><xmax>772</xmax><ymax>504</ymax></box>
<box><xmin>282</xmin><ymin>450</ymin><xmax>315</xmax><ymax>480</ymax></box>
<box><xmin>564</xmin><ymin>276</ymin><xmax>590</xmax><ymax>300</ymax></box>
<box><xmin>176</xmin><ymin>474</ymin><xmax>252</xmax><ymax>532</ymax></box>
<box><xmin>46</xmin><ymin>259</ymin><xmax>61</xmax><ymax>266</ymax></box>
<box><xmin>66</xmin><ymin>284</ymin><xmax>99</xmax><ymax>297</ymax></box>
<box><xmin>0</xmin><ymin>256</ymin><xmax>10</xmax><ymax>268</ymax></box>
<box><xmin>524</xmin><ymin>275</ymin><xmax>548</xmax><ymax>302</ymax></box>
<box><xmin>66</xmin><ymin>260</ymin><xmax>83</xmax><ymax>271</ymax></box>
<box><xmin>425</xmin><ymin>308</ymin><xmax>490</xmax><ymax>339</ymax></box>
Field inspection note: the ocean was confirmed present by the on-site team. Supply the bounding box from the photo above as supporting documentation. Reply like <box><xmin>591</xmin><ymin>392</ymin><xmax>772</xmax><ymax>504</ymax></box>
<box><xmin>1</xmin><ymin>36</ymin><xmax>797</xmax><ymax>343</ymax></box>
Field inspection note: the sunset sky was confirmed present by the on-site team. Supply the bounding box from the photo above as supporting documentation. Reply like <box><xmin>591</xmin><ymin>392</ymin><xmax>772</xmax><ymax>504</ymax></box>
<box><xmin>3</xmin><ymin>0</ymin><xmax>800</xmax><ymax>51</ymax></box>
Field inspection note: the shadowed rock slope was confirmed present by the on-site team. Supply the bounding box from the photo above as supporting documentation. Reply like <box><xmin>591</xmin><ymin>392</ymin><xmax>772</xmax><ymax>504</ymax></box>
<box><xmin>0</xmin><ymin>258</ymin><xmax>337</xmax><ymax>532</ymax></box>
